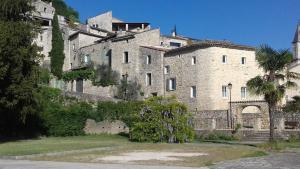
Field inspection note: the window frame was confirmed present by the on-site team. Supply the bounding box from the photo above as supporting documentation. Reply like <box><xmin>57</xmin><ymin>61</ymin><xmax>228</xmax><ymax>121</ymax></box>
<box><xmin>146</xmin><ymin>73</ymin><xmax>152</xmax><ymax>86</ymax></box>
<box><xmin>168</xmin><ymin>78</ymin><xmax>176</xmax><ymax>91</ymax></box>
<box><xmin>164</xmin><ymin>65</ymin><xmax>170</xmax><ymax>74</ymax></box>
<box><xmin>192</xmin><ymin>56</ymin><xmax>196</xmax><ymax>65</ymax></box>
<box><xmin>222</xmin><ymin>55</ymin><xmax>227</xmax><ymax>64</ymax></box>
<box><xmin>241</xmin><ymin>57</ymin><xmax>246</xmax><ymax>65</ymax></box>
<box><xmin>191</xmin><ymin>86</ymin><xmax>196</xmax><ymax>98</ymax></box>
<box><xmin>123</xmin><ymin>51</ymin><xmax>129</xmax><ymax>64</ymax></box>
<box><xmin>222</xmin><ymin>85</ymin><xmax>228</xmax><ymax>98</ymax></box>
<box><xmin>146</xmin><ymin>55</ymin><xmax>152</xmax><ymax>64</ymax></box>
<box><xmin>241</xmin><ymin>87</ymin><xmax>247</xmax><ymax>99</ymax></box>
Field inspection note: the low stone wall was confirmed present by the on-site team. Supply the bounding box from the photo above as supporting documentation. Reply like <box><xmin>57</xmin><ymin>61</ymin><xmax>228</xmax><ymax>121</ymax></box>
<box><xmin>193</xmin><ymin>110</ymin><xmax>230</xmax><ymax>130</ymax></box>
<box><xmin>84</xmin><ymin>119</ymin><xmax>129</xmax><ymax>134</ymax></box>
<box><xmin>64</xmin><ymin>91</ymin><xmax>118</xmax><ymax>102</ymax></box>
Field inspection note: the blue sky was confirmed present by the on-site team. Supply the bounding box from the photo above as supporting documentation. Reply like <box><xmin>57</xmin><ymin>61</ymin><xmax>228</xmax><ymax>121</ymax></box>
<box><xmin>65</xmin><ymin>0</ymin><xmax>300</xmax><ymax>50</ymax></box>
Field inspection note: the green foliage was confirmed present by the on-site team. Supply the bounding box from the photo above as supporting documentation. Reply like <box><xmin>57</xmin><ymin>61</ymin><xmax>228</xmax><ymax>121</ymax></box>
<box><xmin>93</xmin><ymin>64</ymin><xmax>119</xmax><ymax>87</ymax></box>
<box><xmin>42</xmin><ymin>0</ymin><xmax>79</xmax><ymax>21</ymax></box>
<box><xmin>49</xmin><ymin>13</ymin><xmax>65</xmax><ymax>78</ymax></box>
<box><xmin>38</xmin><ymin>86</ymin><xmax>93</xmax><ymax>136</ymax></box>
<box><xmin>89</xmin><ymin>101</ymin><xmax>143</xmax><ymax>127</ymax></box>
<box><xmin>247</xmin><ymin>44</ymin><xmax>300</xmax><ymax>141</ymax></box>
<box><xmin>198</xmin><ymin>133</ymin><xmax>238</xmax><ymax>141</ymax></box>
<box><xmin>0</xmin><ymin>0</ymin><xmax>42</xmax><ymax>137</ymax></box>
<box><xmin>283</xmin><ymin>96</ymin><xmax>300</xmax><ymax>113</ymax></box>
<box><xmin>62</xmin><ymin>69</ymin><xmax>95</xmax><ymax>82</ymax></box>
<box><xmin>115</xmin><ymin>79</ymin><xmax>141</xmax><ymax>101</ymax></box>
<box><xmin>39</xmin><ymin>68</ymin><xmax>51</xmax><ymax>85</ymax></box>
<box><xmin>130</xmin><ymin>96</ymin><xmax>194</xmax><ymax>143</ymax></box>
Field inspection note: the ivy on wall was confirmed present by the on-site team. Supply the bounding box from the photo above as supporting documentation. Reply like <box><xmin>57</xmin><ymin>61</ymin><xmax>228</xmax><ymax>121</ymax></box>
<box><xmin>62</xmin><ymin>69</ymin><xmax>94</xmax><ymax>82</ymax></box>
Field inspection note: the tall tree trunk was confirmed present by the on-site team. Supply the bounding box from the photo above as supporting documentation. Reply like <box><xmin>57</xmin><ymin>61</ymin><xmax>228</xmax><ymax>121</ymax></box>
<box><xmin>269</xmin><ymin>104</ymin><xmax>275</xmax><ymax>141</ymax></box>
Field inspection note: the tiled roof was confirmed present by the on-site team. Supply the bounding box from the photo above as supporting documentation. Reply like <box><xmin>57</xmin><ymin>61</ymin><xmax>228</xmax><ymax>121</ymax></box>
<box><xmin>140</xmin><ymin>46</ymin><xmax>170</xmax><ymax>52</ymax></box>
<box><xmin>165</xmin><ymin>40</ymin><xmax>255</xmax><ymax>55</ymax></box>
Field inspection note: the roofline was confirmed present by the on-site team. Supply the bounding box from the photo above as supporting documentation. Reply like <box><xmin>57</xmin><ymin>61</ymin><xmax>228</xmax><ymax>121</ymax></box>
<box><xmin>69</xmin><ymin>31</ymin><xmax>106</xmax><ymax>40</ymax></box>
<box><xmin>165</xmin><ymin>41</ymin><xmax>255</xmax><ymax>55</ymax></box>
<box><xmin>140</xmin><ymin>46</ymin><xmax>170</xmax><ymax>52</ymax></box>
<box><xmin>112</xmin><ymin>22</ymin><xmax>150</xmax><ymax>25</ymax></box>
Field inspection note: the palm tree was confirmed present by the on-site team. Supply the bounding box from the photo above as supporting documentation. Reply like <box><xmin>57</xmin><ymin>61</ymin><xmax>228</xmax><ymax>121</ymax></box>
<box><xmin>247</xmin><ymin>45</ymin><xmax>300</xmax><ymax>141</ymax></box>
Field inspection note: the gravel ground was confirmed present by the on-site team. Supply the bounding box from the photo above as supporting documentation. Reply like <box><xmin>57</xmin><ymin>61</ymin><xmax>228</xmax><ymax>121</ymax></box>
<box><xmin>1</xmin><ymin>150</ymin><xmax>300</xmax><ymax>169</ymax></box>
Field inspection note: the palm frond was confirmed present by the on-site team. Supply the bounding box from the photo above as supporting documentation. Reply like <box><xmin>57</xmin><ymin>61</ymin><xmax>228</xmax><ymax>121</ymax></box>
<box><xmin>286</xmin><ymin>71</ymin><xmax>300</xmax><ymax>80</ymax></box>
<box><xmin>285</xmin><ymin>80</ymin><xmax>298</xmax><ymax>89</ymax></box>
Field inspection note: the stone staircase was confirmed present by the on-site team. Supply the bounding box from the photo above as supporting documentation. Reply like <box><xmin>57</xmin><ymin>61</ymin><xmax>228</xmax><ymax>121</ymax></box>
<box><xmin>243</xmin><ymin>130</ymin><xmax>287</xmax><ymax>141</ymax></box>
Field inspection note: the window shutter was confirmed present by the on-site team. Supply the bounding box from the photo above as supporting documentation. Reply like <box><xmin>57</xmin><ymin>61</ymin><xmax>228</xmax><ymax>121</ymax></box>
<box><xmin>174</xmin><ymin>78</ymin><xmax>176</xmax><ymax>90</ymax></box>
<box><xmin>166</xmin><ymin>79</ymin><xmax>169</xmax><ymax>91</ymax></box>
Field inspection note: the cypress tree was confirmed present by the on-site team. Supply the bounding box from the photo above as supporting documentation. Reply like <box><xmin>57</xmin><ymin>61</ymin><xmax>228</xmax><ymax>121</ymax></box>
<box><xmin>0</xmin><ymin>0</ymin><xmax>42</xmax><ymax>137</ymax></box>
<box><xmin>49</xmin><ymin>13</ymin><xmax>65</xmax><ymax>78</ymax></box>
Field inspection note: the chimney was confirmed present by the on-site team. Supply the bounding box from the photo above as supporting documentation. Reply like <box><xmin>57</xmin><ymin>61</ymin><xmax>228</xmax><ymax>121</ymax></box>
<box><xmin>171</xmin><ymin>25</ymin><xmax>177</xmax><ymax>37</ymax></box>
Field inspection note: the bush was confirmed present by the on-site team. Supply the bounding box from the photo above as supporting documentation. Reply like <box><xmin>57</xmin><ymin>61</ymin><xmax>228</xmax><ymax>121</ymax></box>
<box><xmin>89</xmin><ymin>101</ymin><xmax>143</xmax><ymax>127</ymax></box>
<box><xmin>199</xmin><ymin>133</ymin><xmax>238</xmax><ymax>141</ymax></box>
<box><xmin>130</xmin><ymin>96</ymin><xmax>194</xmax><ymax>143</ymax></box>
<box><xmin>38</xmin><ymin>86</ymin><xmax>94</xmax><ymax>136</ymax></box>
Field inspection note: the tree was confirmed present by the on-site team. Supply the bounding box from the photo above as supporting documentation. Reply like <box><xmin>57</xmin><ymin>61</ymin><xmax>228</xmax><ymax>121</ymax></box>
<box><xmin>130</xmin><ymin>96</ymin><xmax>194</xmax><ymax>143</ymax></box>
<box><xmin>247</xmin><ymin>45</ymin><xmax>300</xmax><ymax>141</ymax></box>
<box><xmin>115</xmin><ymin>78</ymin><xmax>141</xmax><ymax>101</ymax></box>
<box><xmin>49</xmin><ymin>13</ymin><xmax>65</xmax><ymax>78</ymax></box>
<box><xmin>0</xmin><ymin>0</ymin><xmax>42</xmax><ymax>137</ymax></box>
<box><xmin>283</xmin><ymin>96</ymin><xmax>300</xmax><ymax>113</ymax></box>
<box><xmin>93</xmin><ymin>64</ymin><xmax>119</xmax><ymax>87</ymax></box>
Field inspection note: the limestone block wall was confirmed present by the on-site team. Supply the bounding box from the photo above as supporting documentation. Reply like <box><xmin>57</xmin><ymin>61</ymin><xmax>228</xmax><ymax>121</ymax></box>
<box><xmin>138</xmin><ymin>47</ymin><xmax>165</xmax><ymax>98</ymax></box>
<box><xmin>87</xmin><ymin>11</ymin><xmax>113</xmax><ymax>31</ymax></box>
<box><xmin>164</xmin><ymin>47</ymin><xmax>263</xmax><ymax>111</ymax></box>
<box><xmin>84</xmin><ymin>119</ymin><xmax>129</xmax><ymax>134</ymax></box>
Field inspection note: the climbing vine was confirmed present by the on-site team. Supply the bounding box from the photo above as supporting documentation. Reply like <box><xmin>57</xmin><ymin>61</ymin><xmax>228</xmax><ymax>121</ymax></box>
<box><xmin>62</xmin><ymin>69</ymin><xmax>95</xmax><ymax>82</ymax></box>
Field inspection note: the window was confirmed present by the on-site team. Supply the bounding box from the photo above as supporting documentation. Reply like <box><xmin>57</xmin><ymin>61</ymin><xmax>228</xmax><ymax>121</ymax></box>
<box><xmin>222</xmin><ymin>85</ymin><xmax>228</xmax><ymax>98</ymax></box>
<box><xmin>241</xmin><ymin>57</ymin><xmax>246</xmax><ymax>65</ymax></box>
<box><xmin>123</xmin><ymin>51</ymin><xmax>129</xmax><ymax>63</ymax></box>
<box><xmin>192</xmin><ymin>56</ymin><xmax>196</xmax><ymax>65</ymax></box>
<box><xmin>222</xmin><ymin>55</ymin><xmax>227</xmax><ymax>63</ymax></box>
<box><xmin>44</xmin><ymin>7</ymin><xmax>47</xmax><ymax>12</ymax></box>
<box><xmin>160</xmin><ymin>41</ymin><xmax>164</xmax><ymax>46</ymax></box>
<box><xmin>241</xmin><ymin>87</ymin><xmax>247</xmax><ymax>99</ymax></box>
<box><xmin>72</xmin><ymin>44</ymin><xmax>75</xmax><ymax>50</ymax></box>
<box><xmin>164</xmin><ymin>65</ymin><xmax>170</xmax><ymax>74</ymax></box>
<box><xmin>84</xmin><ymin>54</ymin><xmax>91</xmax><ymax>63</ymax></box>
<box><xmin>170</xmin><ymin>42</ymin><xmax>181</xmax><ymax>47</ymax></box>
<box><xmin>146</xmin><ymin>73</ymin><xmax>152</xmax><ymax>86</ymax></box>
<box><xmin>191</xmin><ymin>86</ymin><xmax>196</xmax><ymax>98</ymax></box>
<box><xmin>146</xmin><ymin>55</ymin><xmax>151</xmax><ymax>64</ymax></box>
<box><xmin>40</xmin><ymin>35</ymin><xmax>43</xmax><ymax>42</ymax></box>
<box><xmin>167</xmin><ymin>78</ymin><xmax>176</xmax><ymax>91</ymax></box>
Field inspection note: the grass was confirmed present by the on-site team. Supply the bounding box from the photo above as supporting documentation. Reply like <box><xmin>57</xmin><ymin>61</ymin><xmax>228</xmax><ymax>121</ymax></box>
<box><xmin>0</xmin><ymin>134</ymin><xmax>128</xmax><ymax>156</ymax></box>
<box><xmin>258</xmin><ymin>140</ymin><xmax>300</xmax><ymax>151</ymax></box>
<box><xmin>0</xmin><ymin>135</ymin><xmax>272</xmax><ymax>167</ymax></box>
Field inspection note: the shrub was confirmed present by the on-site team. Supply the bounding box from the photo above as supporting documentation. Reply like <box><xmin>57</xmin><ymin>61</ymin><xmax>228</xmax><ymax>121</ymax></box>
<box><xmin>199</xmin><ymin>133</ymin><xmax>238</xmax><ymax>141</ymax></box>
<box><xmin>130</xmin><ymin>96</ymin><xmax>194</xmax><ymax>143</ymax></box>
<box><xmin>89</xmin><ymin>101</ymin><xmax>143</xmax><ymax>127</ymax></box>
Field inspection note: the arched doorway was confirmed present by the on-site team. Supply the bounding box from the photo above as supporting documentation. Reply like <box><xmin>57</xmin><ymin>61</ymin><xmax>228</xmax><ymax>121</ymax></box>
<box><xmin>231</xmin><ymin>101</ymin><xmax>269</xmax><ymax>130</ymax></box>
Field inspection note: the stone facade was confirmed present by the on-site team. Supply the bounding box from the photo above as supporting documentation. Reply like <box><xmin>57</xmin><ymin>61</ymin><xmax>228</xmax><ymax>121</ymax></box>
<box><xmin>164</xmin><ymin>43</ymin><xmax>264</xmax><ymax>111</ymax></box>
<box><xmin>84</xmin><ymin>119</ymin><xmax>129</xmax><ymax>134</ymax></box>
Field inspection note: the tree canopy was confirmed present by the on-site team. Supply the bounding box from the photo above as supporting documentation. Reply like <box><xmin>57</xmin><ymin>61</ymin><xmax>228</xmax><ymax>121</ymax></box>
<box><xmin>0</xmin><ymin>0</ymin><xmax>42</xmax><ymax>137</ymax></box>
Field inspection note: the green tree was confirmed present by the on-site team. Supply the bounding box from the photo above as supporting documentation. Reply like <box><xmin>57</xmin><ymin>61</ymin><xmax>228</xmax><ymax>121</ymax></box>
<box><xmin>247</xmin><ymin>45</ymin><xmax>300</xmax><ymax>141</ymax></box>
<box><xmin>49</xmin><ymin>13</ymin><xmax>65</xmax><ymax>78</ymax></box>
<box><xmin>130</xmin><ymin>96</ymin><xmax>194</xmax><ymax>143</ymax></box>
<box><xmin>283</xmin><ymin>96</ymin><xmax>300</xmax><ymax>113</ymax></box>
<box><xmin>115</xmin><ymin>78</ymin><xmax>141</xmax><ymax>101</ymax></box>
<box><xmin>0</xmin><ymin>0</ymin><xmax>42</xmax><ymax>137</ymax></box>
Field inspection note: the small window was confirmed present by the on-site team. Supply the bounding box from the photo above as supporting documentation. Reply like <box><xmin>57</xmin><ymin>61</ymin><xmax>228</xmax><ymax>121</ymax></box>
<box><xmin>146</xmin><ymin>55</ymin><xmax>151</xmax><ymax>64</ymax></box>
<box><xmin>84</xmin><ymin>54</ymin><xmax>91</xmax><ymax>63</ymax></box>
<box><xmin>222</xmin><ymin>85</ymin><xmax>228</xmax><ymax>98</ymax></box>
<box><xmin>146</xmin><ymin>73</ymin><xmax>152</xmax><ymax>86</ymax></box>
<box><xmin>191</xmin><ymin>86</ymin><xmax>196</xmax><ymax>98</ymax></box>
<box><xmin>192</xmin><ymin>56</ymin><xmax>196</xmax><ymax>65</ymax></box>
<box><xmin>160</xmin><ymin>41</ymin><xmax>164</xmax><ymax>46</ymax></box>
<box><xmin>164</xmin><ymin>66</ymin><xmax>170</xmax><ymax>74</ymax></box>
<box><xmin>222</xmin><ymin>55</ymin><xmax>227</xmax><ymax>63</ymax></box>
<box><xmin>170</xmin><ymin>42</ymin><xmax>181</xmax><ymax>47</ymax></box>
<box><xmin>168</xmin><ymin>78</ymin><xmax>176</xmax><ymax>91</ymax></box>
<box><xmin>241</xmin><ymin>87</ymin><xmax>247</xmax><ymax>99</ymax></box>
<box><xmin>123</xmin><ymin>51</ymin><xmax>129</xmax><ymax>63</ymax></box>
<box><xmin>40</xmin><ymin>35</ymin><xmax>43</xmax><ymax>42</ymax></box>
<box><xmin>241</xmin><ymin>57</ymin><xmax>246</xmax><ymax>65</ymax></box>
<box><xmin>72</xmin><ymin>44</ymin><xmax>75</xmax><ymax>50</ymax></box>
<box><xmin>44</xmin><ymin>7</ymin><xmax>47</xmax><ymax>12</ymax></box>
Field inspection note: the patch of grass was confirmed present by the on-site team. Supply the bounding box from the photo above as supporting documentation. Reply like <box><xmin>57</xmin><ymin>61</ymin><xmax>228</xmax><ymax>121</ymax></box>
<box><xmin>258</xmin><ymin>140</ymin><xmax>300</xmax><ymax>151</ymax></box>
<box><xmin>0</xmin><ymin>134</ymin><xmax>128</xmax><ymax>156</ymax></box>
<box><xmin>242</xmin><ymin>151</ymin><xmax>268</xmax><ymax>158</ymax></box>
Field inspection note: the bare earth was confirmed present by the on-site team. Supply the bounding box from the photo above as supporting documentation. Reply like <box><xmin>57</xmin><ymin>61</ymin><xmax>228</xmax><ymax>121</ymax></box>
<box><xmin>97</xmin><ymin>151</ymin><xmax>208</xmax><ymax>162</ymax></box>
<box><xmin>1</xmin><ymin>151</ymin><xmax>300</xmax><ymax>169</ymax></box>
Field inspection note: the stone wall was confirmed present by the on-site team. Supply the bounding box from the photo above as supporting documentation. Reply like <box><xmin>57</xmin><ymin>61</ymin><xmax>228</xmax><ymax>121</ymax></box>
<box><xmin>84</xmin><ymin>119</ymin><xmax>129</xmax><ymax>134</ymax></box>
<box><xmin>164</xmin><ymin>47</ymin><xmax>263</xmax><ymax>111</ymax></box>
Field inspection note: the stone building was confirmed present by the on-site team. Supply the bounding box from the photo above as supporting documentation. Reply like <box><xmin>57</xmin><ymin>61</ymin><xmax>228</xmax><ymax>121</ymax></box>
<box><xmin>287</xmin><ymin>23</ymin><xmax>300</xmax><ymax>100</ymax></box>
